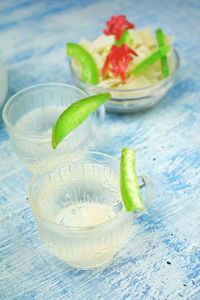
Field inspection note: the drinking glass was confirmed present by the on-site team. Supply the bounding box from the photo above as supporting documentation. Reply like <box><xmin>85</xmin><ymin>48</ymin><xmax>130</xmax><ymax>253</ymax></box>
<box><xmin>3</xmin><ymin>83</ymin><xmax>105</xmax><ymax>173</ymax></box>
<box><xmin>28</xmin><ymin>151</ymin><xmax>153</xmax><ymax>269</ymax></box>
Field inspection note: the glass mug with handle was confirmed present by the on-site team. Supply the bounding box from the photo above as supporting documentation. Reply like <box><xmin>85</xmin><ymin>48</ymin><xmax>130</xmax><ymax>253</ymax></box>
<box><xmin>29</xmin><ymin>151</ymin><xmax>153</xmax><ymax>269</ymax></box>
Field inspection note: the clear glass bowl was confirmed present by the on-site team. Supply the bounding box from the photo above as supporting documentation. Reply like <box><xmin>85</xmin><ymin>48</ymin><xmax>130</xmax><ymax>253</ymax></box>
<box><xmin>28</xmin><ymin>151</ymin><xmax>153</xmax><ymax>269</ymax></box>
<box><xmin>69</xmin><ymin>49</ymin><xmax>180</xmax><ymax>113</ymax></box>
<box><xmin>2</xmin><ymin>83</ymin><xmax>105</xmax><ymax>173</ymax></box>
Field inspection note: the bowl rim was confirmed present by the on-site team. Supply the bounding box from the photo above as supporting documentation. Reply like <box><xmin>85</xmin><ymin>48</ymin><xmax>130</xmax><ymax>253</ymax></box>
<box><xmin>28</xmin><ymin>151</ymin><xmax>149</xmax><ymax>232</ymax></box>
<box><xmin>2</xmin><ymin>82</ymin><xmax>90</xmax><ymax>139</ymax></box>
<box><xmin>69</xmin><ymin>48</ymin><xmax>180</xmax><ymax>100</ymax></box>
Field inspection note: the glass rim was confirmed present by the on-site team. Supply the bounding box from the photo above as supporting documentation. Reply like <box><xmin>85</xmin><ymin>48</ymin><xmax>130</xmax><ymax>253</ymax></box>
<box><xmin>70</xmin><ymin>48</ymin><xmax>180</xmax><ymax>97</ymax></box>
<box><xmin>2</xmin><ymin>82</ymin><xmax>89</xmax><ymax>138</ymax></box>
<box><xmin>28</xmin><ymin>151</ymin><xmax>131</xmax><ymax>232</ymax></box>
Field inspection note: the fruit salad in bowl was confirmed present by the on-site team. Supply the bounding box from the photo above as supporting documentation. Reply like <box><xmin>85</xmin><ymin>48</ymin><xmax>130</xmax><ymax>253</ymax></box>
<box><xmin>67</xmin><ymin>15</ymin><xmax>179</xmax><ymax>113</ymax></box>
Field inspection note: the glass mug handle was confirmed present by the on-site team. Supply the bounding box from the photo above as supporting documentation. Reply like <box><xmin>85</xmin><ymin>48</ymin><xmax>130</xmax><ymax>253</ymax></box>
<box><xmin>113</xmin><ymin>176</ymin><xmax>153</xmax><ymax>216</ymax></box>
<box><xmin>133</xmin><ymin>176</ymin><xmax>154</xmax><ymax>219</ymax></box>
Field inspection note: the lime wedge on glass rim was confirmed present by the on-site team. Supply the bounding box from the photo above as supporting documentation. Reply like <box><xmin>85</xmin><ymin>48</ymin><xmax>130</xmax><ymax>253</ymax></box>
<box><xmin>120</xmin><ymin>147</ymin><xmax>145</xmax><ymax>212</ymax></box>
<box><xmin>52</xmin><ymin>93</ymin><xmax>111</xmax><ymax>149</ymax></box>
<box><xmin>67</xmin><ymin>43</ymin><xmax>99</xmax><ymax>85</ymax></box>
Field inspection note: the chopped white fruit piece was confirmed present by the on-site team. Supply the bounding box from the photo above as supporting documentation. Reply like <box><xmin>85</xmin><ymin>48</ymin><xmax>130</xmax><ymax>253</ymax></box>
<box><xmin>140</xmin><ymin>28</ymin><xmax>156</xmax><ymax>48</ymax></box>
<box><xmin>79</xmin><ymin>38</ymin><xmax>93</xmax><ymax>54</ymax></box>
<box><xmin>137</xmin><ymin>45</ymin><xmax>152</xmax><ymax>56</ymax></box>
<box><xmin>166</xmin><ymin>36</ymin><xmax>174</xmax><ymax>45</ymax></box>
<box><xmin>92</xmin><ymin>34</ymin><xmax>114</xmax><ymax>52</ymax></box>
<box><xmin>144</xmin><ymin>66</ymin><xmax>160</xmax><ymax>80</ymax></box>
<box><xmin>128</xmin><ymin>29</ymin><xmax>144</xmax><ymax>48</ymax></box>
<box><xmin>92</xmin><ymin>52</ymin><xmax>104</xmax><ymax>69</ymax></box>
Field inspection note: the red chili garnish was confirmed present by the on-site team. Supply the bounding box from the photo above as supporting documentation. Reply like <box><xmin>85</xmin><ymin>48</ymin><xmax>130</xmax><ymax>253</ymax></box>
<box><xmin>103</xmin><ymin>15</ymin><xmax>134</xmax><ymax>42</ymax></box>
<box><xmin>102</xmin><ymin>44</ymin><xmax>137</xmax><ymax>83</ymax></box>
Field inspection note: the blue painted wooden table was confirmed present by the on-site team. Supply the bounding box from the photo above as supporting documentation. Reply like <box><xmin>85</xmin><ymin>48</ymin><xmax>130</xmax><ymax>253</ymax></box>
<box><xmin>0</xmin><ymin>1</ymin><xmax>200</xmax><ymax>299</ymax></box>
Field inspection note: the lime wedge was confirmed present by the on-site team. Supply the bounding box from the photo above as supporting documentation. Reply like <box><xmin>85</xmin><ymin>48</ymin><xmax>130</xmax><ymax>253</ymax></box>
<box><xmin>120</xmin><ymin>147</ymin><xmax>144</xmax><ymax>212</ymax></box>
<box><xmin>67</xmin><ymin>43</ymin><xmax>99</xmax><ymax>85</ymax></box>
<box><xmin>132</xmin><ymin>45</ymin><xmax>170</xmax><ymax>76</ymax></box>
<box><xmin>52</xmin><ymin>93</ymin><xmax>111</xmax><ymax>149</ymax></box>
<box><xmin>156</xmin><ymin>29</ymin><xmax>170</xmax><ymax>78</ymax></box>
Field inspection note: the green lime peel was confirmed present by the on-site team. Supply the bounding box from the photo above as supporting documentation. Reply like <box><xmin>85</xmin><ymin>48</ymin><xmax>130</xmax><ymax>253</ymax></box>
<box><xmin>120</xmin><ymin>147</ymin><xmax>145</xmax><ymax>212</ymax></box>
<box><xmin>52</xmin><ymin>93</ymin><xmax>111</xmax><ymax>149</ymax></box>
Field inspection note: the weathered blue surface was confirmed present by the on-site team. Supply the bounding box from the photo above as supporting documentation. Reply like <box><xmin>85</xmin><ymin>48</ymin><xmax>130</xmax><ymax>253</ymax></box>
<box><xmin>0</xmin><ymin>0</ymin><xmax>200</xmax><ymax>299</ymax></box>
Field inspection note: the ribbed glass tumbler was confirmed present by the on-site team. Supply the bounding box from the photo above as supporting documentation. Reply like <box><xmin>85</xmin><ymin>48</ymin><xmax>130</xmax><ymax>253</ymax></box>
<box><xmin>3</xmin><ymin>83</ymin><xmax>105</xmax><ymax>173</ymax></box>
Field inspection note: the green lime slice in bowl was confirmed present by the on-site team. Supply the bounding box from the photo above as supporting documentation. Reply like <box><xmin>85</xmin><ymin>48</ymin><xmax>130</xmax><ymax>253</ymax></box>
<box><xmin>120</xmin><ymin>147</ymin><xmax>145</xmax><ymax>212</ymax></box>
<box><xmin>132</xmin><ymin>45</ymin><xmax>170</xmax><ymax>77</ymax></box>
<box><xmin>114</xmin><ymin>29</ymin><xmax>133</xmax><ymax>47</ymax></box>
<box><xmin>156</xmin><ymin>29</ymin><xmax>170</xmax><ymax>78</ymax></box>
<box><xmin>66</xmin><ymin>43</ymin><xmax>99</xmax><ymax>85</ymax></box>
<box><xmin>52</xmin><ymin>93</ymin><xmax>111</xmax><ymax>149</ymax></box>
